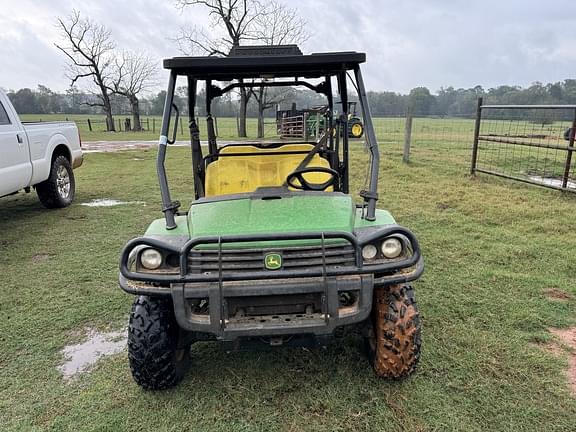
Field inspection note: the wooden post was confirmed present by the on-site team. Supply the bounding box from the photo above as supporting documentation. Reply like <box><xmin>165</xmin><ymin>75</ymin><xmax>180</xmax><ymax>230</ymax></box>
<box><xmin>304</xmin><ymin>112</ymin><xmax>309</xmax><ymax>141</ymax></box>
<box><xmin>180</xmin><ymin>117</ymin><xmax>183</xmax><ymax>135</ymax></box>
<box><xmin>403</xmin><ymin>108</ymin><xmax>413</xmax><ymax>163</ymax></box>
<box><xmin>236</xmin><ymin>116</ymin><xmax>240</xmax><ymax>136</ymax></box>
<box><xmin>87</xmin><ymin>118</ymin><xmax>92</xmax><ymax>132</ymax></box>
<box><xmin>562</xmin><ymin>107</ymin><xmax>576</xmax><ymax>189</ymax></box>
<box><xmin>470</xmin><ymin>97</ymin><xmax>483</xmax><ymax>174</ymax></box>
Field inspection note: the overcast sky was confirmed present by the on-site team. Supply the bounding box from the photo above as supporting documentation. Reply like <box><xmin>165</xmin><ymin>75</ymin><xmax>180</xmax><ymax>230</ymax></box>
<box><xmin>1</xmin><ymin>0</ymin><xmax>575</xmax><ymax>95</ymax></box>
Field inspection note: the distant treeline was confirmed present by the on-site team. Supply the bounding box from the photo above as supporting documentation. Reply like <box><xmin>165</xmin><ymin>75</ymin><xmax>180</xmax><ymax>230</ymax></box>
<box><xmin>6</xmin><ymin>80</ymin><xmax>576</xmax><ymax>118</ymax></box>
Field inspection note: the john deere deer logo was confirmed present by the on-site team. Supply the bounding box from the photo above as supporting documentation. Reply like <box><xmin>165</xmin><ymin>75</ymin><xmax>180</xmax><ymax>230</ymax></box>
<box><xmin>264</xmin><ymin>253</ymin><xmax>282</xmax><ymax>270</ymax></box>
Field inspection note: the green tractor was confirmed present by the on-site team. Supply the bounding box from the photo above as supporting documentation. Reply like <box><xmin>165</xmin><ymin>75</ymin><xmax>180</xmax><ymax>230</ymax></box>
<box><xmin>277</xmin><ymin>103</ymin><xmax>364</xmax><ymax>139</ymax></box>
<box><xmin>119</xmin><ymin>45</ymin><xmax>424</xmax><ymax>390</ymax></box>
<box><xmin>302</xmin><ymin>103</ymin><xmax>363</xmax><ymax>139</ymax></box>
<box><xmin>346</xmin><ymin>101</ymin><xmax>364</xmax><ymax>139</ymax></box>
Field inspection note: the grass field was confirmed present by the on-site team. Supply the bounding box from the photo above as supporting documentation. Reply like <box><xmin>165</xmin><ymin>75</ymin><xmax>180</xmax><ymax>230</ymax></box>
<box><xmin>1</xmin><ymin>130</ymin><xmax>576</xmax><ymax>431</ymax></box>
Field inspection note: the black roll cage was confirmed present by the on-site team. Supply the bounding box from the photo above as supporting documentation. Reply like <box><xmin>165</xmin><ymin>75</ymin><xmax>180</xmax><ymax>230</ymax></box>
<box><xmin>157</xmin><ymin>52</ymin><xmax>380</xmax><ymax>230</ymax></box>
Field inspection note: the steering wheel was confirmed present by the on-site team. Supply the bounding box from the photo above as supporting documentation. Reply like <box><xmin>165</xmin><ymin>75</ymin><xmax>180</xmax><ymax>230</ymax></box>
<box><xmin>286</xmin><ymin>167</ymin><xmax>340</xmax><ymax>191</ymax></box>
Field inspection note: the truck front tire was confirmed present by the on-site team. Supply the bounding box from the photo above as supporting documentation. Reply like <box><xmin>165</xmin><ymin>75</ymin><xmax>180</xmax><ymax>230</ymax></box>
<box><xmin>36</xmin><ymin>155</ymin><xmax>75</xmax><ymax>208</ymax></box>
<box><xmin>128</xmin><ymin>296</ymin><xmax>191</xmax><ymax>390</ymax></box>
<box><xmin>366</xmin><ymin>284</ymin><xmax>421</xmax><ymax>378</ymax></box>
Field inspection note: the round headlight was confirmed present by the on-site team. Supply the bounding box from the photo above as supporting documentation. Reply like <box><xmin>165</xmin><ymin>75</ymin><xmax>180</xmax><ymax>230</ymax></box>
<box><xmin>362</xmin><ymin>244</ymin><xmax>378</xmax><ymax>260</ymax></box>
<box><xmin>140</xmin><ymin>248</ymin><xmax>162</xmax><ymax>270</ymax></box>
<box><xmin>381</xmin><ymin>238</ymin><xmax>403</xmax><ymax>258</ymax></box>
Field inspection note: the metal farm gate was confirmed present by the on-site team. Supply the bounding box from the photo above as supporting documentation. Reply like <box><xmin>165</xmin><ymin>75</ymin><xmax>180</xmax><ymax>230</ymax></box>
<box><xmin>278</xmin><ymin>114</ymin><xmax>305</xmax><ymax>138</ymax></box>
<box><xmin>470</xmin><ymin>98</ymin><xmax>576</xmax><ymax>192</ymax></box>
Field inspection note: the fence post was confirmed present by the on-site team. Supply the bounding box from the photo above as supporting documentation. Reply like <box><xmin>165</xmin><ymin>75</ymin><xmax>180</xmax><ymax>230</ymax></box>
<box><xmin>403</xmin><ymin>108</ymin><xmax>413</xmax><ymax>163</ymax></box>
<box><xmin>470</xmin><ymin>97</ymin><xmax>483</xmax><ymax>175</ymax></box>
<box><xmin>236</xmin><ymin>116</ymin><xmax>240</xmax><ymax>136</ymax></box>
<box><xmin>304</xmin><ymin>112</ymin><xmax>309</xmax><ymax>141</ymax></box>
<box><xmin>180</xmin><ymin>117</ymin><xmax>183</xmax><ymax>135</ymax></box>
<box><xmin>562</xmin><ymin>108</ymin><xmax>576</xmax><ymax>189</ymax></box>
<box><xmin>87</xmin><ymin>118</ymin><xmax>92</xmax><ymax>132</ymax></box>
<box><xmin>153</xmin><ymin>118</ymin><xmax>156</xmax><ymax>133</ymax></box>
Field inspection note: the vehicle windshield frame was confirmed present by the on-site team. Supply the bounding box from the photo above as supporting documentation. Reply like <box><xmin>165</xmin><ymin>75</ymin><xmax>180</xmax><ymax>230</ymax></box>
<box><xmin>156</xmin><ymin>50</ymin><xmax>380</xmax><ymax>230</ymax></box>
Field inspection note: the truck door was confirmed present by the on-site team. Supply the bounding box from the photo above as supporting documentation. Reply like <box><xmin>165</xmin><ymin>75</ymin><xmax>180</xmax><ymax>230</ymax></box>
<box><xmin>0</xmin><ymin>99</ymin><xmax>32</xmax><ymax>197</ymax></box>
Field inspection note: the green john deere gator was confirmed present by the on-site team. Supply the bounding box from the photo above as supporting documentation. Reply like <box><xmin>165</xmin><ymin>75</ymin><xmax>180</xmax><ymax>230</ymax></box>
<box><xmin>119</xmin><ymin>45</ymin><xmax>424</xmax><ymax>390</ymax></box>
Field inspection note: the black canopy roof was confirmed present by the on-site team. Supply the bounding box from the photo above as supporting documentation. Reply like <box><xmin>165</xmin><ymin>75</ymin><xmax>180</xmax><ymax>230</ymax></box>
<box><xmin>163</xmin><ymin>51</ymin><xmax>366</xmax><ymax>80</ymax></box>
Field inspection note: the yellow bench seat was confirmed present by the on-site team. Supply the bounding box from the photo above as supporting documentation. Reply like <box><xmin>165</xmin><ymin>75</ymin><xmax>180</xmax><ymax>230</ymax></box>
<box><xmin>205</xmin><ymin>144</ymin><xmax>332</xmax><ymax>196</ymax></box>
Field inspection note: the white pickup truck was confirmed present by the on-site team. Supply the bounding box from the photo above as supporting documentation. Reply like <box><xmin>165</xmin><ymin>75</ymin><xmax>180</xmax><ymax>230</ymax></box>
<box><xmin>0</xmin><ymin>89</ymin><xmax>83</xmax><ymax>208</ymax></box>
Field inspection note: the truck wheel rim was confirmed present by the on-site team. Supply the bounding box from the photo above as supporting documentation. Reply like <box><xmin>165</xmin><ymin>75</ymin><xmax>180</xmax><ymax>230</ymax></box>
<box><xmin>56</xmin><ymin>165</ymin><xmax>71</xmax><ymax>198</ymax></box>
<box><xmin>352</xmin><ymin>124</ymin><xmax>362</xmax><ymax>137</ymax></box>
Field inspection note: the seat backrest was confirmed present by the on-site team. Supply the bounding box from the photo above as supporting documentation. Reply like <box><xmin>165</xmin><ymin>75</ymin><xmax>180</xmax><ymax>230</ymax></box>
<box><xmin>205</xmin><ymin>144</ymin><xmax>332</xmax><ymax>196</ymax></box>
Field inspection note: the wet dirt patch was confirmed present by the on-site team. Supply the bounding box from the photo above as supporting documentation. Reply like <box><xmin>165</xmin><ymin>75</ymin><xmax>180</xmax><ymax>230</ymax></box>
<box><xmin>58</xmin><ymin>328</ymin><xmax>126</xmax><ymax>381</ymax></box>
<box><xmin>80</xmin><ymin>199</ymin><xmax>145</xmax><ymax>207</ymax></box>
<box><xmin>528</xmin><ymin>175</ymin><xmax>576</xmax><ymax>190</ymax></box>
<box><xmin>543</xmin><ymin>288</ymin><xmax>573</xmax><ymax>301</ymax></box>
<box><xmin>546</xmin><ymin>327</ymin><xmax>576</xmax><ymax>395</ymax></box>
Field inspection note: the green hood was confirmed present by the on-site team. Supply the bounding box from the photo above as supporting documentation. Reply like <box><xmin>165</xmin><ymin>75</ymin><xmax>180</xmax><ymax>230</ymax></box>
<box><xmin>188</xmin><ymin>194</ymin><xmax>355</xmax><ymax>238</ymax></box>
<box><xmin>143</xmin><ymin>195</ymin><xmax>396</xmax><ymax>247</ymax></box>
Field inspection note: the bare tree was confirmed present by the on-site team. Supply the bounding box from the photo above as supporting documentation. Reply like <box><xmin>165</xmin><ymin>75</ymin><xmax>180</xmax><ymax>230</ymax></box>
<box><xmin>250</xmin><ymin>0</ymin><xmax>308</xmax><ymax>46</ymax></box>
<box><xmin>55</xmin><ymin>10</ymin><xmax>116</xmax><ymax>131</ymax></box>
<box><xmin>173</xmin><ymin>0</ymin><xmax>262</xmax><ymax>137</ymax></box>
<box><xmin>109</xmin><ymin>51</ymin><xmax>158</xmax><ymax>131</ymax></box>
<box><xmin>174</xmin><ymin>0</ymin><xmax>259</xmax><ymax>52</ymax></box>
<box><xmin>250</xmin><ymin>1</ymin><xmax>309</xmax><ymax>138</ymax></box>
<box><xmin>174</xmin><ymin>0</ymin><xmax>309</xmax><ymax>138</ymax></box>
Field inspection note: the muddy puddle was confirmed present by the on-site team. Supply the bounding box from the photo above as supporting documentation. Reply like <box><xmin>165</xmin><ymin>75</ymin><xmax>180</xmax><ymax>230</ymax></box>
<box><xmin>80</xmin><ymin>199</ymin><xmax>145</xmax><ymax>207</ymax></box>
<box><xmin>58</xmin><ymin>328</ymin><xmax>126</xmax><ymax>380</ymax></box>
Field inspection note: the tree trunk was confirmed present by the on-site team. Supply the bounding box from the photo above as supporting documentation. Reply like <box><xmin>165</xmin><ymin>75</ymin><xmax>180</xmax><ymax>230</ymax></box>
<box><xmin>101</xmin><ymin>88</ymin><xmax>116</xmax><ymax>132</ymax></box>
<box><xmin>129</xmin><ymin>95</ymin><xmax>142</xmax><ymax>131</ymax></box>
<box><xmin>257</xmin><ymin>87</ymin><xmax>265</xmax><ymax>139</ymax></box>
<box><xmin>257</xmin><ymin>108</ymin><xmax>264</xmax><ymax>138</ymax></box>
<box><xmin>239</xmin><ymin>85</ymin><xmax>247</xmax><ymax>137</ymax></box>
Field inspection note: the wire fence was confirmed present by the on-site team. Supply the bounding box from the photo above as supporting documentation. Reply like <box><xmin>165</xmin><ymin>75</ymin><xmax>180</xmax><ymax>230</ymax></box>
<box><xmin>471</xmin><ymin>99</ymin><xmax>576</xmax><ymax>192</ymax></box>
<box><xmin>371</xmin><ymin>115</ymin><xmax>475</xmax><ymax>151</ymax></box>
<box><xmin>82</xmin><ymin>115</ymin><xmax>280</xmax><ymax>137</ymax></box>
<box><xmin>85</xmin><ymin>117</ymin><xmax>161</xmax><ymax>132</ymax></box>
<box><xmin>35</xmin><ymin>106</ymin><xmax>576</xmax><ymax>194</ymax></box>
<box><xmin>30</xmin><ymin>105</ymin><xmax>576</xmax><ymax>193</ymax></box>
<box><xmin>28</xmin><ymin>113</ymin><xmax>476</xmax><ymax>153</ymax></box>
